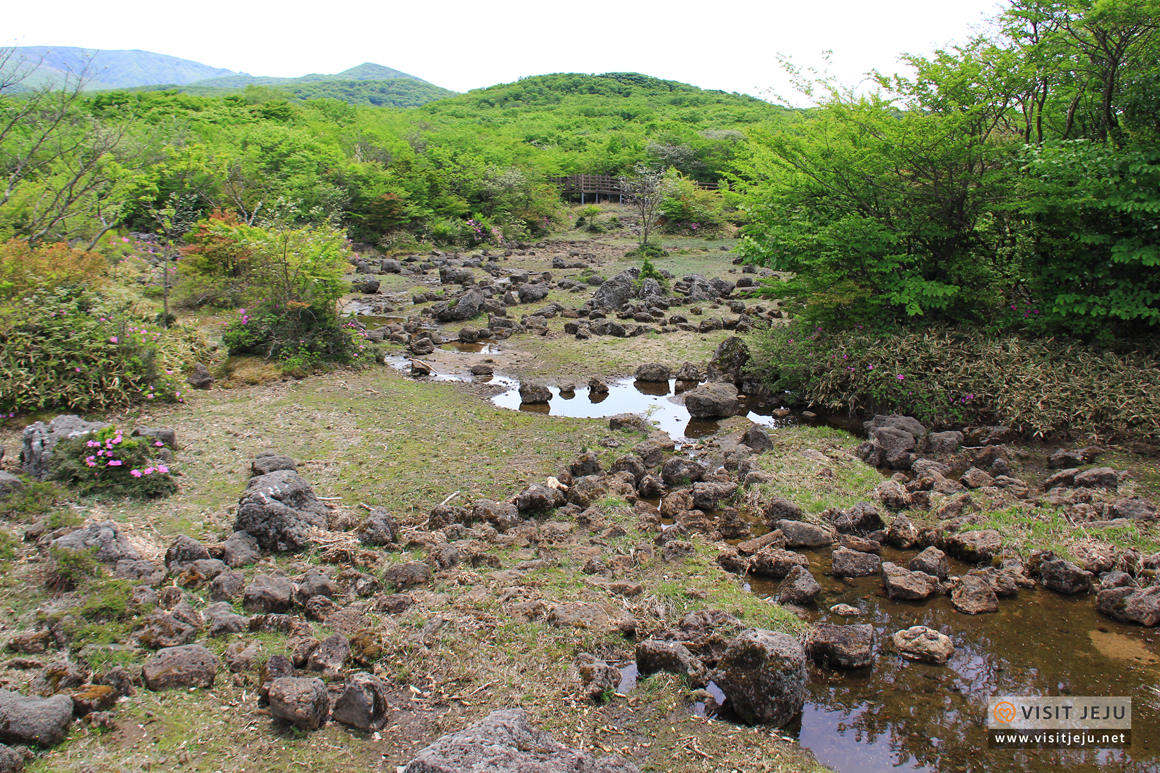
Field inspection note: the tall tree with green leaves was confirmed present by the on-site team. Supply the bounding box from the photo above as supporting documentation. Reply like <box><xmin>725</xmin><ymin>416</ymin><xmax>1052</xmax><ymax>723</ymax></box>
<box><xmin>0</xmin><ymin>47</ymin><xmax>136</xmax><ymax>247</ymax></box>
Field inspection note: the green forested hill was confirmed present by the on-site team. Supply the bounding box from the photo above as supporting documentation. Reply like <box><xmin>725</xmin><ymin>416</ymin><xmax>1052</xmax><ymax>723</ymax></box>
<box><xmin>4</xmin><ymin>68</ymin><xmax>787</xmax><ymax>250</ymax></box>
<box><xmin>186</xmin><ymin>61</ymin><xmax>429</xmax><ymax>89</ymax></box>
<box><xmin>140</xmin><ymin>61</ymin><xmax>455</xmax><ymax>108</ymax></box>
<box><xmin>152</xmin><ymin>78</ymin><xmax>456</xmax><ymax>108</ymax></box>
<box><xmin>9</xmin><ymin>47</ymin><xmax>455</xmax><ymax>107</ymax></box>
<box><xmin>415</xmin><ymin>72</ymin><xmax>790</xmax><ymax>180</ymax></box>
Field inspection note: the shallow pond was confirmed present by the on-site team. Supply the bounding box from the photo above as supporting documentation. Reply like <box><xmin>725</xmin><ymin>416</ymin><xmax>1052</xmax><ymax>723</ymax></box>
<box><xmin>491</xmin><ymin>378</ymin><xmax>813</xmax><ymax>439</ymax></box>
<box><xmin>745</xmin><ymin>547</ymin><xmax>1160</xmax><ymax>773</ymax></box>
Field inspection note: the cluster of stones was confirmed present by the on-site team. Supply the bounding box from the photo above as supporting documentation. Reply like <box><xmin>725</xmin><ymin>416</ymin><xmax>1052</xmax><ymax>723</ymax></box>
<box><xmin>0</xmin><ymin>404</ymin><xmax>783</xmax><ymax>764</ymax></box>
<box><xmin>4</xmin><ymin>400</ymin><xmax>1156</xmax><ymax>766</ymax></box>
<box><xmin>350</xmin><ymin>249</ymin><xmax>786</xmax><ymax>356</ymax></box>
<box><xmin>0</xmin><ymin>452</ymin><xmax>414</xmax><ymax>767</ymax></box>
<box><xmin>699</xmin><ymin>413</ymin><xmax>1160</xmax><ymax>676</ymax></box>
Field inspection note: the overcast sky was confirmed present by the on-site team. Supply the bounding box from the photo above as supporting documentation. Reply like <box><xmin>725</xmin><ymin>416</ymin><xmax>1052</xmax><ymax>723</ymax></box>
<box><xmin>8</xmin><ymin>0</ymin><xmax>1005</xmax><ymax>104</ymax></box>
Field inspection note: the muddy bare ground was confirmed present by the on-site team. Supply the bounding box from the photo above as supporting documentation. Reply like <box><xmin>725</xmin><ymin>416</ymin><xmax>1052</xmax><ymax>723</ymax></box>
<box><xmin>1</xmin><ymin>221</ymin><xmax>1159</xmax><ymax>773</ymax></box>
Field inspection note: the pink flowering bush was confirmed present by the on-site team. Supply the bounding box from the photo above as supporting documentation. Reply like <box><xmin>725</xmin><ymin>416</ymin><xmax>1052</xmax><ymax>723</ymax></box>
<box><xmin>50</xmin><ymin>426</ymin><xmax>177</xmax><ymax>497</ymax></box>
<box><xmin>0</xmin><ymin>288</ymin><xmax>212</xmax><ymax>416</ymax></box>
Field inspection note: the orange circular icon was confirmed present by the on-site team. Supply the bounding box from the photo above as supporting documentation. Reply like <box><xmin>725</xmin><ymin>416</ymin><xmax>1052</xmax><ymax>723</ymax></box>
<box><xmin>993</xmin><ymin>702</ymin><xmax>1017</xmax><ymax>723</ymax></box>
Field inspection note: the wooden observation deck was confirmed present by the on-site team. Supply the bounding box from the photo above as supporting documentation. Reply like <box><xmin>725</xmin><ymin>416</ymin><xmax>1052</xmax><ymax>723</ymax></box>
<box><xmin>550</xmin><ymin>174</ymin><xmax>719</xmax><ymax>204</ymax></box>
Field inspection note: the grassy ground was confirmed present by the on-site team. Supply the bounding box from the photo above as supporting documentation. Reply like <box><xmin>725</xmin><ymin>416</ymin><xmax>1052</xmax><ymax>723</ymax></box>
<box><xmin>0</xmin><ymin>365</ymin><xmax>828</xmax><ymax>773</ymax></box>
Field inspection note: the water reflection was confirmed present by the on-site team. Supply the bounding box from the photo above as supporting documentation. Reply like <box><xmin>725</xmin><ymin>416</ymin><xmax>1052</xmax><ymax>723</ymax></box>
<box><xmin>633</xmin><ymin>379</ymin><xmax>670</xmax><ymax>396</ymax></box>
<box><xmin>490</xmin><ymin>378</ymin><xmax>793</xmax><ymax>440</ymax></box>
<box><xmin>749</xmin><ymin>547</ymin><xmax>1160</xmax><ymax>773</ymax></box>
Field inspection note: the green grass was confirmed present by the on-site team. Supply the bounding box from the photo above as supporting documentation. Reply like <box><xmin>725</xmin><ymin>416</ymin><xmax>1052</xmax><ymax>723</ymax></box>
<box><xmin>748</xmin><ymin>424</ymin><xmax>885</xmax><ymax>516</ymax></box>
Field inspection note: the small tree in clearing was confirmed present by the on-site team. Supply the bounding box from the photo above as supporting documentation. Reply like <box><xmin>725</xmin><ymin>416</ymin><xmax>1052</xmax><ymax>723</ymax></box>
<box><xmin>619</xmin><ymin>164</ymin><xmax>676</xmax><ymax>254</ymax></box>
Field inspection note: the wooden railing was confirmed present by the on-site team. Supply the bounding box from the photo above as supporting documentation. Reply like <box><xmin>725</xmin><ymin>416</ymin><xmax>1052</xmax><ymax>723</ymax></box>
<box><xmin>550</xmin><ymin>174</ymin><xmax>719</xmax><ymax>200</ymax></box>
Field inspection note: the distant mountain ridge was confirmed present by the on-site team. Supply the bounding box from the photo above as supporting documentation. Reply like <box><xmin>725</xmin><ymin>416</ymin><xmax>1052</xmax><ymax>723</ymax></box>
<box><xmin>6</xmin><ymin>47</ymin><xmax>455</xmax><ymax>107</ymax></box>
<box><xmin>8</xmin><ymin>46</ymin><xmax>238</xmax><ymax>89</ymax></box>
<box><xmin>190</xmin><ymin>62</ymin><xmax>427</xmax><ymax>89</ymax></box>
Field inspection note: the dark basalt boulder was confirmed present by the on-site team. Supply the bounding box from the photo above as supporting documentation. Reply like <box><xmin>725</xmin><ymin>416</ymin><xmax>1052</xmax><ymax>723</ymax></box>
<box><xmin>713</xmin><ymin>629</ymin><xmax>807</xmax><ymax>727</ymax></box>
<box><xmin>234</xmin><ymin>470</ymin><xmax>329</xmax><ymax>552</ymax></box>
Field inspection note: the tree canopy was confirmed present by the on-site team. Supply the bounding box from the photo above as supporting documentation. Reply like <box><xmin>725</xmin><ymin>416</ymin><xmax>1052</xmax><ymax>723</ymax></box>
<box><xmin>733</xmin><ymin>0</ymin><xmax>1160</xmax><ymax>339</ymax></box>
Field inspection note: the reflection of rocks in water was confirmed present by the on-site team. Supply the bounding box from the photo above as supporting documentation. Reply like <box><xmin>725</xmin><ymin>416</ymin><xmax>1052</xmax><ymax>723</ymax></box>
<box><xmin>684</xmin><ymin>419</ymin><xmax>721</xmax><ymax>438</ymax></box>
<box><xmin>633</xmin><ymin>379</ymin><xmax>669</xmax><ymax>396</ymax></box>
<box><xmin>440</xmin><ymin>341</ymin><xmax>492</xmax><ymax>354</ymax></box>
<box><xmin>789</xmin><ymin>543</ymin><xmax>1160</xmax><ymax>773</ymax></box>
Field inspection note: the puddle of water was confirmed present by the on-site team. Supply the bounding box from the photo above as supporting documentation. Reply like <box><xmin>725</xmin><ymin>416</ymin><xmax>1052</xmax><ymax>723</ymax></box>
<box><xmin>491</xmin><ymin>379</ymin><xmax>699</xmax><ymax>437</ymax></box>
<box><xmin>382</xmin><ymin>359</ymin><xmax>840</xmax><ymax>440</ymax></box>
<box><xmin>618</xmin><ymin>663</ymin><xmax>638</xmax><ymax>695</ymax></box>
<box><xmin>745</xmin><ymin>546</ymin><xmax>1160</xmax><ymax>773</ymax></box>
<box><xmin>692</xmin><ymin>681</ymin><xmax>728</xmax><ymax>718</ymax></box>
<box><xmin>489</xmin><ymin>378</ymin><xmax>803</xmax><ymax>440</ymax></box>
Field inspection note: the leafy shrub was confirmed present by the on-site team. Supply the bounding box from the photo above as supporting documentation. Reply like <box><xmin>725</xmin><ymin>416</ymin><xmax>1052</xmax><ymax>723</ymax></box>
<box><xmin>0</xmin><ymin>240</ymin><xmax>106</xmax><ymax>303</ymax></box>
<box><xmin>748</xmin><ymin>321</ymin><xmax>1160</xmax><ymax>440</ymax></box>
<box><xmin>1018</xmin><ymin>141</ymin><xmax>1160</xmax><ymax>340</ymax></box>
<box><xmin>50</xmin><ymin>425</ymin><xmax>178</xmax><ymax>498</ymax></box>
<box><xmin>222</xmin><ymin>304</ymin><xmax>369</xmax><ymax>367</ymax></box>
<box><xmin>184</xmin><ymin>216</ymin><xmax>362</xmax><ymax>365</ymax></box>
<box><xmin>636</xmin><ymin>256</ymin><xmax>669</xmax><ymax>292</ymax></box>
<box><xmin>377</xmin><ymin>232</ymin><xmax>432</xmax><ymax>257</ymax></box>
<box><xmin>174</xmin><ymin>210</ymin><xmax>253</xmax><ymax>308</ymax></box>
<box><xmin>626</xmin><ymin>242</ymin><xmax>667</xmax><ymax>259</ymax></box>
<box><xmin>178</xmin><ymin>215</ymin><xmax>349</xmax><ymax>312</ymax></box>
<box><xmin>428</xmin><ymin>217</ymin><xmax>468</xmax><ymax>246</ymax></box>
<box><xmin>659</xmin><ymin>174</ymin><xmax>728</xmax><ymax>236</ymax></box>
<box><xmin>0</xmin><ymin>288</ymin><xmax>212</xmax><ymax>415</ymax></box>
<box><xmin>575</xmin><ymin>205</ymin><xmax>605</xmax><ymax>233</ymax></box>
<box><xmin>734</xmin><ymin>96</ymin><xmax>1014</xmax><ymax>327</ymax></box>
